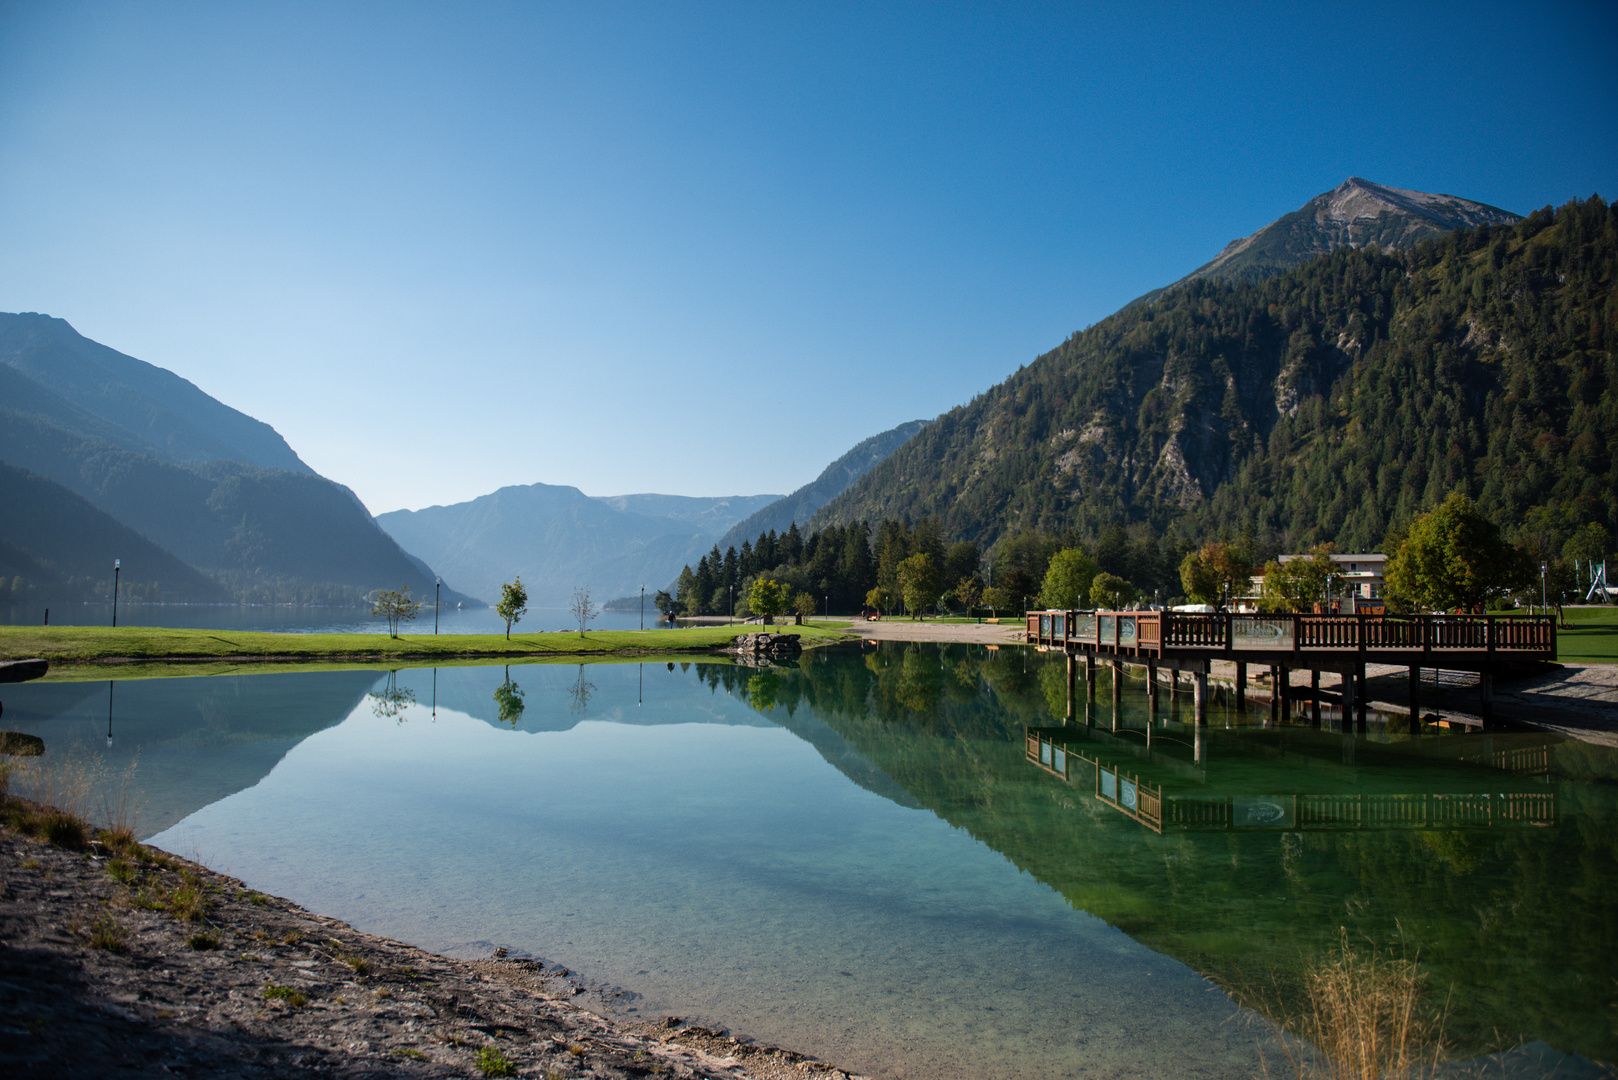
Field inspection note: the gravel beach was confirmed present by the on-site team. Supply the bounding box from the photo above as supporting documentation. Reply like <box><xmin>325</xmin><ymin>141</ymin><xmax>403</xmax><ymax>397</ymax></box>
<box><xmin>0</xmin><ymin>806</ymin><xmax>862</xmax><ymax>1080</ymax></box>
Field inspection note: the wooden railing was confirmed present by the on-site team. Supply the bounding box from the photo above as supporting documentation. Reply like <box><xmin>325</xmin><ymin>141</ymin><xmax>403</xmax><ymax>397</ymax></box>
<box><xmin>1027</xmin><ymin>610</ymin><xmax>1555</xmax><ymax>659</ymax></box>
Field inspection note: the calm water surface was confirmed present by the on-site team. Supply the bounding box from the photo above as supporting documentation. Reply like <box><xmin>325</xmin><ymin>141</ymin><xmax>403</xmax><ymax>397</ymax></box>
<box><xmin>0</xmin><ymin>602</ymin><xmax>670</xmax><ymax>634</ymax></box>
<box><xmin>5</xmin><ymin>643</ymin><xmax>1614</xmax><ymax>1078</ymax></box>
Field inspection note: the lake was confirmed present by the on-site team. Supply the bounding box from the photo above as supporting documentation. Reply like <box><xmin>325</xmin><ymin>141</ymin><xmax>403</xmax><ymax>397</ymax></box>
<box><xmin>4</xmin><ymin>642</ymin><xmax>1614</xmax><ymax>1078</ymax></box>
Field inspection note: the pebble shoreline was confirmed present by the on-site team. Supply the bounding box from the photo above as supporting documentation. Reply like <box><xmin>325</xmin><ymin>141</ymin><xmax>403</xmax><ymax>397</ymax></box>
<box><xmin>0</xmin><ymin>808</ymin><xmax>863</xmax><ymax>1079</ymax></box>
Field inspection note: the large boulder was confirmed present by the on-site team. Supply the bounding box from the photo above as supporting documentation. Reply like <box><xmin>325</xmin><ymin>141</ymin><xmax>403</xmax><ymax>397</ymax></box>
<box><xmin>731</xmin><ymin>633</ymin><xmax>802</xmax><ymax>659</ymax></box>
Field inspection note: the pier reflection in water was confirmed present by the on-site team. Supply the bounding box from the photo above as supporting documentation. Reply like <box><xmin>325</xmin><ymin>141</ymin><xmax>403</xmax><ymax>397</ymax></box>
<box><xmin>1</xmin><ymin>643</ymin><xmax>1613</xmax><ymax>1077</ymax></box>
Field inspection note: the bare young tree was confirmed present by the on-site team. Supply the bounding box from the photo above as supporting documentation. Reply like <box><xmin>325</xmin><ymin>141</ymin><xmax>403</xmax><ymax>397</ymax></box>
<box><xmin>371</xmin><ymin>585</ymin><xmax>421</xmax><ymax>637</ymax></box>
<box><xmin>570</xmin><ymin>586</ymin><xmax>598</xmax><ymax>637</ymax></box>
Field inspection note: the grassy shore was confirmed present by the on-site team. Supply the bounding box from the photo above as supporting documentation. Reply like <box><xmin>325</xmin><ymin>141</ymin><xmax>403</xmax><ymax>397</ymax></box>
<box><xmin>1550</xmin><ymin>605</ymin><xmax>1618</xmax><ymax>664</ymax></box>
<box><xmin>0</xmin><ymin>622</ymin><xmax>850</xmax><ymax>667</ymax></box>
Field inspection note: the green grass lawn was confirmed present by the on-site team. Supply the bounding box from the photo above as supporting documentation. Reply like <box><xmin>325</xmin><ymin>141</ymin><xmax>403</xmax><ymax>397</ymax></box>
<box><xmin>0</xmin><ymin>622</ymin><xmax>851</xmax><ymax>668</ymax></box>
<box><xmin>1551</xmin><ymin>605</ymin><xmax>1618</xmax><ymax>664</ymax></box>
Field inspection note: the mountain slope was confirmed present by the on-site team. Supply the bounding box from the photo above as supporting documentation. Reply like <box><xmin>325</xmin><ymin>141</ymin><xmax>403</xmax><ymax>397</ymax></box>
<box><xmin>1129</xmin><ymin>177</ymin><xmax>1521</xmax><ymax>308</ymax></box>
<box><xmin>714</xmin><ymin>420</ymin><xmax>929</xmax><ymax>552</ymax></box>
<box><xmin>0</xmin><ymin>314</ymin><xmax>471</xmax><ymax>603</ymax></box>
<box><xmin>590</xmin><ymin>493</ymin><xmax>781</xmax><ymax>535</ymax></box>
<box><xmin>0</xmin><ymin>313</ymin><xmax>312</xmax><ymax>473</ymax></box>
<box><xmin>0</xmin><ymin>461</ymin><xmax>223</xmax><ymax>603</ymax></box>
<box><xmin>376</xmin><ymin>482</ymin><xmax>721</xmax><ymax>606</ymax></box>
<box><xmin>815</xmin><ymin>197</ymin><xmax>1616</xmax><ymax>561</ymax></box>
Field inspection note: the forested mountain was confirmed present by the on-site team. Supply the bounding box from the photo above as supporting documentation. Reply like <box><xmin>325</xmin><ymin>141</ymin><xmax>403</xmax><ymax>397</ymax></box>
<box><xmin>714</xmin><ymin>420</ymin><xmax>929</xmax><ymax>553</ymax></box>
<box><xmin>0</xmin><ymin>314</ymin><xmax>470</xmax><ymax>605</ymax></box>
<box><xmin>1129</xmin><ymin>177</ymin><xmax>1521</xmax><ymax>308</ymax></box>
<box><xmin>0</xmin><ymin>462</ymin><xmax>223</xmax><ymax>606</ymax></box>
<box><xmin>376</xmin><ymin>482</ymin><xmax>734</xmax><ymax>606</ymax></box>
<box><xmin>816</xmin><ymin>197</ymin><xmax>1616</xmax><ymax>568</ymax></box>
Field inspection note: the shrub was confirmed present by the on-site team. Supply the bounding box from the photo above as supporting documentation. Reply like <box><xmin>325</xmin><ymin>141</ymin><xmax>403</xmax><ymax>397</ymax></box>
<box><xmin>474</xmin><ymin>1046</ymin><xmax>516</xmax><ymax>1077</ymax></box>
<box><xmin>262</xmin><ymin>983</ymin><xmax>308</xmax><ymax>1008</ymax></box>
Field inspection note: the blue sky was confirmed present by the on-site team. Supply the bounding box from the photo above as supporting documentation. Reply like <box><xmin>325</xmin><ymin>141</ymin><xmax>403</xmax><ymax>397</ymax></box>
<box><xmin>2</xmin><ymin>1</ymin><xmax>1614</xmax><ymax>514</ymax></box>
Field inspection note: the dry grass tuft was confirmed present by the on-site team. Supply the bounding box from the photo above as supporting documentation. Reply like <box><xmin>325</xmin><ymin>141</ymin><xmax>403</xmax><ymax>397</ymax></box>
<box><xmin>1277</xmin><ymin>931</ymin><xmax>1447</xmax><ymax>1080</ymax></box>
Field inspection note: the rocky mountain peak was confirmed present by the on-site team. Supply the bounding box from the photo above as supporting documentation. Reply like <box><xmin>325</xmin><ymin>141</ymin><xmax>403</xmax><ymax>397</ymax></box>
<box><xmin>1128</xmin><ymin>178</ymin><xmax>1521</xmax><ymax>310</ymax></box>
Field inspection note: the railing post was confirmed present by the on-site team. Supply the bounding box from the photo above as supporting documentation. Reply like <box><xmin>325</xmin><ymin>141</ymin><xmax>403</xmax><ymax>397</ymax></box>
<box><xmin>1486</xmin><ymin>615</ymin><xmax>1495</xmax><ymax>655</ymax></box>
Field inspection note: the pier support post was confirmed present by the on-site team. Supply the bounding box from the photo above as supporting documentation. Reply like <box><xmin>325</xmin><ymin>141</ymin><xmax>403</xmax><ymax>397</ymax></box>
<box><xmin>1276</xmin><ymin>665</ymin><xmax>1290</xmax><ymax>722</ymax></box>
<box><xmin>1356</xmin><ymin>663</ymin><xmax>1369</xmax><ymax>730</ymax></box>
<box><xmin>1085</xmin><ymin>654</ymin><xmax>1096</xmax><ymax>697</ymax></box>
<box><xmin>1311</xmin><ymin>669</ymin><xmax>1322</xmax><ymax>728</ymax></box>
<box><xmin>1193</xmin><ymin>669</ymin><xmax>1208</xmax><ymax>725</ymax></box>
<box><xmin>1340</xmin><ymin>666</ymin><xmax>1356</xmax><ymax>733</ymax></box>
<box><xmin>1194</xmin><ymin>720</ymin><xmax>1205</xmax><ymax>766</ymax></box>
<box><xmin>1235</xmin><ymin>661</ymin><xmax>1247</xmax><ymax>712</ymax></box>
<box><xmin>1479</xmin><ymin>669</ymin><xmax>1494</xmax><ymax>726</ymax></box>
<box><xmin>1409</xmin><ymin>666</ymin><xmax>1422</xmax><ymax>733</ymax></box>
<box><xmin>1065</xmin><ymin>655</ymin><xmax>1077</xmax><ymax>723</ymax></box>
<box><xmin>1147</xmin><ymin>662</ymin><xmax>1159</xmax><ymax>712</ymax></box>
<box><xmin>1268</xmin><ymin>666</ymin><xmax>1280</xmax><ymax>723</ymax></box>
<box><xmin>1111</xmin><ymin>661</ymin><xmax>1122</xmax><ymax>704</ymax></box>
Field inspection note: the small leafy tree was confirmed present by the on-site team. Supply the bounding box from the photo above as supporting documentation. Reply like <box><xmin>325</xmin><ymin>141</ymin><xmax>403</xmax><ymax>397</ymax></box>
<box><xmin>748</xmin><ymin>578</ymin><xmax>786</xmax><ymax>626</ymax></box>
<box><xmin>496</xmin><ymin>577</ymin><xmax>528</xmax><ymax>640</ymax></box>
<box><xmin>1089</xmin><ymin>572</ymin><xmax>1137</xmax><ymax>610</ymax></box>
<box><xmin>864</xmin><ymin>585</ymin><xmax>893</xmax><ymax>615</ymax></box>
<box><xmin>952</xmin><ymin>575</ymin><xmax>982</xmax><ymax>613</ymax></box>
<box><xmin>897</xmin><ymin>553</ymin><xmax>940</xmax><ymax>619</ymax></box>
<box><xmin>981</xmin><ymin>585</ymin><xmax>1011</xmax><ymax>616</ymax></box>
<box><xmin>653</xmin><ymin>589</ymin><xmax>675</xmax><ymax>618</ymax></box>
<box><xmin>1258</xmin><ymin>545</ymin><xmax>1340</xmax><ymax>613</ymax></box>
<box><xmin>1384</xmin><ymin>493</ymin><xmax>1527</xmax><ymax>612</ymax></box>
<box><xmin>570</xmin><ymin>586</ymin><xmax>598</xmax><ymax>637</ymax></box>
<box><xmin>371</xmin><ymin>584</ymin><xmax>421</xmax><ymax>637</ymax></box>
<box><xmin>1041</xmin><ymin>548</ymin><xmax>1098</xmax><ymax>609</ymax></box>
<box><xmin>793</xmin><ymin>591</ymin><xmax>817</xmax><ymax>618</ymax></box>
<box><xmin>1179</xmin><ymin>542</ymin><xmax>1251</xmax><ymax>609</ymax></box>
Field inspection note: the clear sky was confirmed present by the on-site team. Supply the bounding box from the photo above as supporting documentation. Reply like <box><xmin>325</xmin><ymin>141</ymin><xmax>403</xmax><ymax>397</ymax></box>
<box><xmin>2</xmin><ymin>1</ymin><xmax>1614</xmax><ymax>515</ymax></box>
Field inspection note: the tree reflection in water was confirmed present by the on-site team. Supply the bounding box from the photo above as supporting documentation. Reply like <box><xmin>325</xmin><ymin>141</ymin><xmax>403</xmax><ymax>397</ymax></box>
<box><xmin>368</xmin><ymin>670</ymin><xmax>416</xmax><ymax>721</ymax></box>
<box><xmin>492</xmin><ymin>665</ymin><xmax>525</xmax><ymax>727</ymax></box>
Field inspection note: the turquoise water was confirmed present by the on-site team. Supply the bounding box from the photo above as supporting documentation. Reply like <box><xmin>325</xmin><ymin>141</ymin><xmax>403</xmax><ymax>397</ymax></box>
<box><xmin>5</xmin><ymin>643</ymin><xmax>1615</xmax><ymax>1078</ymax></box>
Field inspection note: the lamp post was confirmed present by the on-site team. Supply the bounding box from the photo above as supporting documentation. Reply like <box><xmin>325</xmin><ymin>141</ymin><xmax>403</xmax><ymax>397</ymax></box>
<box><xmin>1541</xmin><ymin>562</ymin><xmax>1548</xmax><ymax>615</ymax></box>
<box><xmin>112</xmin><ymin>559</ymin><xmax>121</xmax><ymax>627</ymax></box>
<box><xmin>640</xmin><ymin>584</ymin><xmax>645</xmax><ymax>631</ymax></box>
<box><xmin>729</xmin><ymin>585</ymin><xmax>734</xmax><ymax>625</ymax></box>
<box><xmin>434</xmin><ymin>578</ymin><xmax>441</xmax><ymax>634</ymax></box>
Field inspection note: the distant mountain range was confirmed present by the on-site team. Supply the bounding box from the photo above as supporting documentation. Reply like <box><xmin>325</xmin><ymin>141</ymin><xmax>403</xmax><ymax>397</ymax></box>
<box><xmin>712</xmin><ymin>420</ymin><xmax>929</xmax><ymax>555</ymax></box>
<box><xmin>0</xmin><ymin>313</ymin><xmax>473</xmax><ymax>607</ymax></box>
<box><xmin>375</xmin><ymin>421</ymin><xmax>934</xmax><ymax>606</ymax></box>
<box><xmin>1128</xmin><ymin>177</ymin><xmax>1520</xmax><ymax>308</ymax></box>
<box><xmin>375</xmin><ymin>485</ymin><xmax>777</xmax><ymax>607</ymax></box>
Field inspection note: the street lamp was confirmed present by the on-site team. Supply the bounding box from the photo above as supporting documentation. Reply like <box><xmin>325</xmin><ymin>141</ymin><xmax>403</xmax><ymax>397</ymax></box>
<box><xmin>435</xmin><ymin>578</ymin><xmax>441</xmax><ymax>634</ymax></box>
<box><xmin>729</xmin><ymin>585</ymin><xmax>734</xmax><ymax>625</ymax></box>
<box><xmin>1541</xmin><ymin>562</ymin><xmax>1548</xmax><ymax>615</ymax></box>
<box><xmin>640</xmin><ymin>584</ymin><xmax>645</xmax><ymax>631</ymax></box>
<box><xmin>112</xmin><ymin>559</ymin><xmax>121</xmax><ymax>627</ymax></box>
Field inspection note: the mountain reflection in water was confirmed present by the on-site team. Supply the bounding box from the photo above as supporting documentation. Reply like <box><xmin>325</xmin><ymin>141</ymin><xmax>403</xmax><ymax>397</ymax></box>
<box><xmin>4</xmin><ymin>644</ymin><xmax>1613</xmax><ymax>1077</ymax></box>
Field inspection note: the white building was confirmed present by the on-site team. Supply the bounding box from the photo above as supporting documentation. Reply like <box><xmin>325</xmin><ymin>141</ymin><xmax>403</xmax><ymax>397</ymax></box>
<box><xmin>1242</xmin><ymin>552</ymin><xmax>1388</xmax><ymax>613</ymax></box>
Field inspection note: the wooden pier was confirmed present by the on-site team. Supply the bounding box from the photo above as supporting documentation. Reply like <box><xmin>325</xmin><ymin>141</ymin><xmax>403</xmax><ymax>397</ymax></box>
<box><xmin>1025</xmin><ymin>610</ymin><xmax>1556</xmax><ymax>729</ymax></box>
